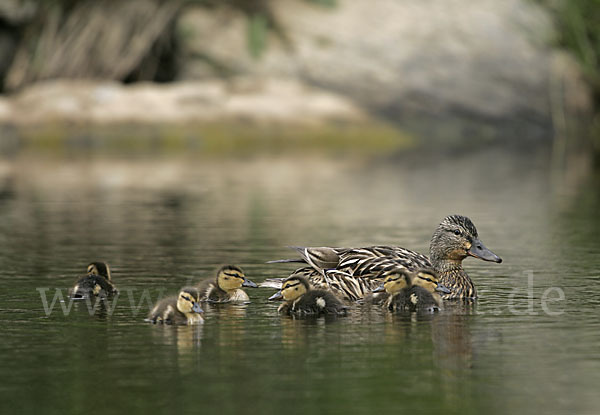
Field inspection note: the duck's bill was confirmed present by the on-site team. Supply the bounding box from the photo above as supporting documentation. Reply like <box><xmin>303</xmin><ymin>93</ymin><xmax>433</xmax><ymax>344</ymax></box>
<box><xmin>242</xmin><ymin>278</ymin><xmax>258</xmax><ymax>288</ymax></box>
<box><xmin>268</xmin><ymin>291</ymin><xmax>283</xmax><ymax>301</ymax></box>
<box><xmin>192</xmin><ymin>303</ymin><xmax>204</xmax><ymax>314</ymax></box>
<box><xmin>435</xmin><ymin>284</ymin><xmax>452</xmax><ymax>294</ymax></box>
<box><xmin>372</xmin><ymin>283</ymin><xmax>386</xmax><ymax>293</ymax></box>
<box><xmin>468</xmin><ymin>239</ymin><xmax>502</xmax><ymax>263</ymax></box>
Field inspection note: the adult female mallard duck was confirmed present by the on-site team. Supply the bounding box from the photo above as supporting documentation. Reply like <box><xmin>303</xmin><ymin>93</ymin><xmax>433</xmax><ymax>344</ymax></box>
<box><xmin>70</xmin><ymin>262</ymin><xmax>118</xmax><ymax>299</ymax></box>
<box><xmin>147</xmin><ymin>287</ymin><xmax>204</xmax><ymax>325</ymax></box>
<box><xmin>267</xmin><ymin>215</ymin><xmax>501</xmax><ymax>300</ymax></box>
<box><xmin>372</xmin><ymin>268</ymin><xmax>450</xmax><ymax>312</ymax></box>
<box><xmin>268</xmin><ymin>273</ymin><xmax>347</xmax><ymax>316</ymax></box>
<box><xmin>196</xmin><ymin>265</ymin><xmax>258</xmax><ymax>303</ymax></box>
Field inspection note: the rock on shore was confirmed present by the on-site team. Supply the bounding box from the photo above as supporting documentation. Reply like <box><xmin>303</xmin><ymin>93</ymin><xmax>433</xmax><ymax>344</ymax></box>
<box><xmin>177</xmin><ymin>0</ymin><xmax>591</xmax><ymax>145</ymax></box>
<box><xmin>0</xmin><ymin>78</ymin><xmax>366</xmax><ymax>126</ymax></box>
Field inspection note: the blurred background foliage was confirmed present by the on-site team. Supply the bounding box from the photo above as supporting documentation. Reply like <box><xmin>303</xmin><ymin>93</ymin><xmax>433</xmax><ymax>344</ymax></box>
<box><xmin>542</xmin><ymin>0</ymin><xmax>600</xmax><ymax>159</ymax></box>
<box><xmin>2</xmin><ymin>0</ymin><xmax>596</xmax><ymax>91</ymax></box>
<box><xmin>0</xmin><ymin>0</ymin><xmax>337</xmax><ymax>89</ymax></box>
<box><xmin>547</xmin><ymin>0</ymin><xmax>599</xmax><ymax>93</ymax></box>
<box><xmin>0</xmin><ymin>0</ymin><xmax>598</xmax><ymax>164</ymax></box>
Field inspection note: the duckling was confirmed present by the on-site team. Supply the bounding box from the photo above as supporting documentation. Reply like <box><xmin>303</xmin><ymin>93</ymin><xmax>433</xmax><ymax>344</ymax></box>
<box><xmin>70</xmin><ymin>262</ymin><xmax>118</xmax><ymax>299</ymax></box>
<box><xmin>196</xmin><ymin>265</ymin><xmax>258</xmax><ymax>303</ymax></box>
<box><xmin>148</xmin><ymin>287</ymin><xmax>204</xmax><ymax>325</ymax></box>
<box><xmin>371</xmin><ymin>270</ymin><xmax>412</xmax><ymax>310</ymax></box>
<box><xmin>269</xmin><ymin>214</ymin><xmax>502</xmax><ymax>300</ymax></box>
<box><xmin>358</xmin><ymin>268</ymin><xmax>409</xmax><ymax>306</ymax></box>
<box><xmin>268</xmin><ymin>273</ymin><xmax>347</xmax><ymax>316</ymax></box>
<box><xmin>401</xmin><ymin>268</ymin><xmax>451</xmax><ymax>312</ymax></box>
<box><xmin>373</xmin><ymin>268</ymin><xmax>451</xmax><ymax>312</ymax></box>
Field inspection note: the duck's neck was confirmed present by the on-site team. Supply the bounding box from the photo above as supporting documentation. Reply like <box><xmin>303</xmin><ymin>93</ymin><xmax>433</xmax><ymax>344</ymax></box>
<box><xmin>432</xmin><ymin>258</ymin><xmax>464</xmax><ymax>273</ymax></box>
<box><xmin>431</xmin><ymin>258</ymin><xmax>476</xmax><ymax>299</ymax></box>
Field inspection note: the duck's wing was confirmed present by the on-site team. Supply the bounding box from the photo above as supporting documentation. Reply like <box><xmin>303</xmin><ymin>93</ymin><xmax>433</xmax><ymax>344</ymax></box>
<box><xmin>291</xmin><ymin>246</ymin><xmax>341</xmax><ymax>270</ymax></box>
<box><xmin>267</xmin><ymin>246</ymin><xmax>342</xmax><ymax>271</ymax></box>
<box><xmin>321</xmin><ymin>269</ymin><xmax>378</xmax><ymax>302</ymax></box>
<box><xmin>337</xmin><ymin>246</ymin><xmax>431</xmax><ymax>277</ymax></box>
<box><xmin>269</xmin><ymin>245</ymin><xmax>430</xmax><ymax>273</ymax></box>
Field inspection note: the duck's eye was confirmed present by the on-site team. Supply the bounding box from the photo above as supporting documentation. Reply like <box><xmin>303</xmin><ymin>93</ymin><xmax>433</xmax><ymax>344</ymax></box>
<box><xmin>454</xmin><ymin>230</ymin><xmax>461</xmax><ymax>236</ymax></box>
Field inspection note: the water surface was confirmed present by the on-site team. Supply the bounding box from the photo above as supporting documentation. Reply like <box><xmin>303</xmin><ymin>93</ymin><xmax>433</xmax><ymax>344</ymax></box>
<box><xmin>0</xmin><ymin>150</ymin><xmax>598</xmax><ymax>414</ymax></box>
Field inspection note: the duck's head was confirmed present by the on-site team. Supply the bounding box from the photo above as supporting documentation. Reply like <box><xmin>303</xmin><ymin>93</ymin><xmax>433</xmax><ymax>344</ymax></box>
<box><xmin>412</xmin><ymin>268</ymin><xmax>451</xmax><ymax>294</ymax></box>
<box><xmin>268</xmin><ymin>275</ymin><xmax>309</xmax><ymax>302</ymax></box>
<box><xmin>87</xmin><ymin>262</ymin><xmax>112</xmax><ymax>280</ymax></box>
<box><xmin>177</xmin><ymin>287</ymin><xmax>203</xmax><ymax>315</ymax></box>
<box><xmin>216</xmin><ymin>265</ymin><xmax>258</xmax><ymax>292</ymax></box>
<box><xmin>372</xmin><ymin>270</ymin><xmax>412</xmax><ymax>294</ymax></box>
<box><xmin>429</xmin><ymin>215</ymin><xmax>502</xmax><ymax>265</ymax></box>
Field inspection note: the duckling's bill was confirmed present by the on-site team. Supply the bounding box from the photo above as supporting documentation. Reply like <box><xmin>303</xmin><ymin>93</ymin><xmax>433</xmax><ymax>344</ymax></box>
<box><xmin>242</xmin><ymin>278</ymin><xmax>258</xmax><ymax>288</ymax></box>
<box><xmin>268</xmin><ymin>291</ymin><xmax>283</xmax><ymax>301</ymax></box>
<box><xmin>435</xmin><ymin>284</ymin><xmax>452</xmax><ymax>294</ymax></box>
<box><xmin>372</xmin><ymin>283</ymin><xmax>386</xmax><ymax>293</ymax></box>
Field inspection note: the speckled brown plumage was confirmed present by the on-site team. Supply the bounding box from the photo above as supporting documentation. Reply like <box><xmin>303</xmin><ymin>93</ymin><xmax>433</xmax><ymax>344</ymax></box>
<box><xmin>268</xmin><ymin>215</ymin><xmax>501</xmax><ymax>301</ymax></box>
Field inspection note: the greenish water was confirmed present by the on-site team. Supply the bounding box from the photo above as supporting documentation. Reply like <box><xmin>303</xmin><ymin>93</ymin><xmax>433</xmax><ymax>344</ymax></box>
<box><xmin>0</xmin><ymin>151</ymin><xmax>599</xmax><ymax>415</ymax></box>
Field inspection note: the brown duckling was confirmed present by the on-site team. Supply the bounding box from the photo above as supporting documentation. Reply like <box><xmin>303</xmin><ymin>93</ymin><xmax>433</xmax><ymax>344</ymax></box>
<box><xmin>268</xmin><ymin>274</ymin><xmax>347</xmax><ymax>316</ymax></box>
<box><xmin>196</xmin><ymin>265</ymin><xmax>257</xmax><ymax>303</ymax></box>
<box><xmin>70</xmin><ymin>262</ymin><xmax>118</xmax><ymax>299</ymax></box>
<box><xmin>147</xmin><ymin>287</ymin><xmax>204</xmax><ymax>325</ymax></box>
<box><xmin>373</xmin><ymin>268</ymin><xmax>451</xmax><ymax>312</ymax></box>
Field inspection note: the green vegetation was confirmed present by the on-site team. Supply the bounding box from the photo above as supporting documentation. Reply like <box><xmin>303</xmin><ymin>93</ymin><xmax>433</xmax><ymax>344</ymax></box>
<box><xmin>550</xmin><ymin>0</ymin><xmax>600</xmax><ymax>92</ymax></box>
<box><xmin>13</xmin><ymin>121</ymin><xmax>413</xmax><ymax>158</ymax></box>
<box><xmin>543</xmin><ymin>0</ymin><xmax>600</xmax><ymax>160</ymax></box>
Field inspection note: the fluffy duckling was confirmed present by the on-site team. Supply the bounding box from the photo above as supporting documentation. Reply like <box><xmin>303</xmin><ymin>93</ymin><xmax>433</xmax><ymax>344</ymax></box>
<box><xmin>373</xmin><ymin>268</ymin><xmax>450</xmax><ymax>312</ymax></box>
<box><xmin>196</xmin><ymin>265</ymin><xmax>258</xmax><ymax>303</ymax></box>
<box><xmin>148</xmin><ymin>287</ymin><xmax>204</xmax><ymax>325</ymax></box>
<box><xmin>70</xmin><ymin>262</ymin><xmax>118</xmax><ymax>299</ymax></box>
<box><xmin>268</xmin><ymin>274</ymin><xmax>347</xmax><ymax>316</ymax></box>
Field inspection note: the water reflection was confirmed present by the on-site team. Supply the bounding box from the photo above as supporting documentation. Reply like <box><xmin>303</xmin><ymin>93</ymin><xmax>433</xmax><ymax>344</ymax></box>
<box><xmin>150</xmin><ymin>324</ymin><xmax>204</xmax><ymax>350</ymax></box>
<box><xmin>70</xmin><ymin>297</ymin><xmax>119</xmax><ymax>321</ymax></box>
<box><xmin>431</xmin><ymin>312</ymin><xmax>474</xmax><ymax>370</ymax></box>
<box><xmin>279</xmin><ymin>314</ymin><xmax>349</xmax><ymax>350</ymax></box>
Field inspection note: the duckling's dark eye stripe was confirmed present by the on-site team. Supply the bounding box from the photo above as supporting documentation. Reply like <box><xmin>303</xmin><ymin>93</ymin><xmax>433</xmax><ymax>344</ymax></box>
<box><xmin>182</xmin><ymin>296</ymin><xmax>193</xmax><ymax>302</ymax></box>
<box><xmin>224</xmin><ymin>272</ymin><xmax>244</xmax><ymax>279</ymax></box>
<box><xmin>283</xmin><ymin>282</ymin><xmax>301</xmax><ymax>289</ymax></box>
